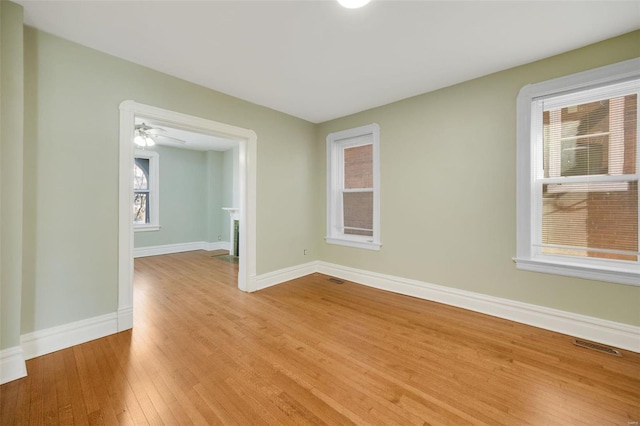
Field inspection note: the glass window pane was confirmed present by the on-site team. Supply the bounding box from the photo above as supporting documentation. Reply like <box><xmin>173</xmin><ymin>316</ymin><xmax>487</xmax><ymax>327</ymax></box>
<box><xmin>542</xmin><ymin>182</ymin><xmax>638</xmax><ymax>261</ymax></box>
<box><xmin>543</xmin><ymin>94</ymin><xmax>637</xmax><ymax>178</ymax></box>
<box><xmin>343</xmin><ymin>191</ymin><xmax>373</xmax><ymax>236</ymax></box>
<box><xmin>133</xmin><ymin>162</ymin><xmax>149</xmax><ymax>190</ymax></box>
<box><xmin>133</xmin><ymin>193</ymin><xmax>148</xmax><ymax>224</ymax></box>
<box><xmin>344</xmin><ymin>144</ymin><xmax>373</xmax><ymax>189</ymax></box>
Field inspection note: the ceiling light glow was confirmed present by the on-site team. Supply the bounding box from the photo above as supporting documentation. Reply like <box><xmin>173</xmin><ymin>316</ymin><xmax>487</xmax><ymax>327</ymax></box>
<box><xmin>337</xmin><ymin>0</ymin><xmax>371</xmax><ymax>9</ymax></box>
<box><xmin>134</xmin><ymin>132</ymin><xmax>156</xmax><ymax>148</ymax></box>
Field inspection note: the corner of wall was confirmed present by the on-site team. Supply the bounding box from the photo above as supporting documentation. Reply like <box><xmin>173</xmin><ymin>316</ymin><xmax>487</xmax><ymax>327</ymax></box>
<box><xmin>0</xmin><ymin>0</ymin><xmax>25</xmax><ymax>364</ymax></box>
<box><xmin>0</xmin><ymin>346</ymin><xmax>27</xmax><ymax>385</ymax></box>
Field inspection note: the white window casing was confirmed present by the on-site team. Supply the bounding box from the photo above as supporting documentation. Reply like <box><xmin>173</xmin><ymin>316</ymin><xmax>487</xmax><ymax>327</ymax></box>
<box><xmin>326</xmin><ymin>123</ymin><xmax>381</xmax><ymax>250</ymax></box>
<box><xmin>134</xmin><ymin>149</ymin><xmax>160</xmax><ymax>232</ymax></box>
<box><xmin>515</xmin><ymin>57</ymin><xmax>640</xmax><ymax>286</ymax></box>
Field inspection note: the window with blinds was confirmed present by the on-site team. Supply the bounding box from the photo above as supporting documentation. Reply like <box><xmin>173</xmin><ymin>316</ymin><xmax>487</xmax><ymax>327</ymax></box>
<box><xmin>516</xmin><ymin>58</ymin><xmax>640</xmax><ymax>286</ymax></box>
<box><xmin>343</xmin><ymin>144</ymin><xmax>374</xmax><ymax>236</ymax></box>
<box><xmin>326</xmin><ymin>124</ymin><xmax>381</xmax><ymax>250</ymax></box>
<box><xmin>539</xmin><ymin>88</ymin><xmax>638</xmax><ymax>262</ymax></box>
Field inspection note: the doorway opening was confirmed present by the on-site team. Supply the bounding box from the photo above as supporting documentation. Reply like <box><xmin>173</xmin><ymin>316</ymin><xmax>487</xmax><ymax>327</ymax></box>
<box><xmin>117</xmin><ymin>101</ymin><xmax>257</xmax><ymax>331</ymax></box>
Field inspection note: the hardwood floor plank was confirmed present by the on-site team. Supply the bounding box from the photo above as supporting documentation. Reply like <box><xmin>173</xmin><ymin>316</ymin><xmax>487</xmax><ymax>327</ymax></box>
<box><xmin>42</xmin><ymin>350</ymin><xmax>61</xmax><ymax>424</ymax></box>
<box><xmin>27</xmin><ymin>356</ymin><xmax>45</xmax><ymax>424</ymax></box>
<box><xmin>102</xmin><ymin>333</ymin><xmax>148</xmax><ymax>425</ymax></box>
<box><xmin>79</xmin><ymin>342</ymin><xmax>120</xmax><ymax>425</ymax></box>
<box><xmin>2</xmin><ymin>250</ymin><xmax>639</xmax><ymax>425</ymax></box>
<box><xmin>0</xmin><ymin>373</ymin><xmax>21</xmax><ymax>425</ymax></box>
<box><xmin>71</xmin><ymin>345</ymin><xmax>101</xmax><ymax>424</ymax></box>
<box><xmin>14</xmin><ymin>371</ymin><xmax>32</xmax><ymax>425</ymax></box>
<box><xmin>59</xmin><ymin>353</ymin><xmax>82</xmax><ymax>426</ymax></box>
<box><xmin>51</xmin><ymin>351</ymin><xmax>73</xmax><ymax>426</ymax></box>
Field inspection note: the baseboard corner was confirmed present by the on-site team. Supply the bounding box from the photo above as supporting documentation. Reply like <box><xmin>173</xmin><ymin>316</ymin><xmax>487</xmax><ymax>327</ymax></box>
<box><xmin>118</xmin><ymin>306</ymin><xmax>134</xmax><ymax>331</ymax></box>
<box><xmin>0</xmin><ymin>346</ymin><xmax>27</xmax><ymax>385</ymax></box>
<box><xmin>254</xmin><ymin>261</ymin><xmax>319</xmax><ymax>292</ymax></box>
<box><xmin>21</xmin><ymin>312</ymin><xmax>118</xmax><ymax>360</ymax></box>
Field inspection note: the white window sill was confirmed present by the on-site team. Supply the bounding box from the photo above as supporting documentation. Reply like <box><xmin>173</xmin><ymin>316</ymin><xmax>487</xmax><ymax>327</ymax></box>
<box><xmin>514</xmin><ymin>257</ymin><xmax>639</xmax><ymax>286</ymax></box>
<box><xmin>326</xmin><ymin>236</ymin><xmax>381</xmax><ymax>251</ymax></box>
<box><xmin>134</xmin><ymin>225</ymin><xmax>161</xmax><ymax>232</ymax></box>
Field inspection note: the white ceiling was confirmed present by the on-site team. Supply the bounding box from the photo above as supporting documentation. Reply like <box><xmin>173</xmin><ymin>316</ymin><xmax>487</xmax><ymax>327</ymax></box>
<box><xmin>17</xmin><ymin>0</ymin><xmax>640</xmax><ymax>123</ymax></box>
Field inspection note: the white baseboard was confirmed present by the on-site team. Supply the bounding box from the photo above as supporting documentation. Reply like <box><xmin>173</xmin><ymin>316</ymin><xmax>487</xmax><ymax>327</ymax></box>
<box><xmin>118</xmin><ymin>306</ymin><xmax>133</xmax><ymax>332</ymax></box>
<box><xmin>21</xmin><ymin>312</ymin><xmax>118</xmax><ymax>360</ymax></box>
<box><xmin>254</xmin><ymin>261</ymin><xmax>318</xmax><ymax>292</ymax></box>
<box><xmin>0</xmin><ymin>346</ymin><xmax>27</xmax><ymax>385</ymax></box>
<box><xmin>12</xmin><ymin>258</ymin><xmax>638</xmax><ymax>384</ymax></box>
<box><xmin>251</xmin><ymin>260</ymin><xmax>639</xmax><ymax>353</ymax></box>
<box><xmin>315</xmin><ymin>262</ymin><xmax>640</xmax><ymax>353</ymax></box>
<box><xmin>134</xmin><ymin>241</ymin><xmax>231</xmax><ymax>258</ymax></box>
<box><xmin>203</xmin><ymin>241</ymin><xmax>231</xmax><ymax>252</ymax></box>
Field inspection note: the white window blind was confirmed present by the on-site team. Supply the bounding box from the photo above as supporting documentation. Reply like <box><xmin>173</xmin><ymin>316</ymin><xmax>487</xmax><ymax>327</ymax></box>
<box><xmin>516</xmin><ymin>58</ymin><xmax>640</xmax><ymax>286</ymax></box>
<box><xmin>536</xmin><ymin>84</ymin><xmax>638</xmax><ymax>262</ymax></box>
<box><xmin>343</xmin><ymin>143</ymin><xmax>374</xmax><ymax>236</ymax></box>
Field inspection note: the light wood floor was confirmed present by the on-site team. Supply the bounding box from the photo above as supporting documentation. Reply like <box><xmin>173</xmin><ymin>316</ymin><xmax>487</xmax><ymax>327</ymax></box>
<box><xmin>1</xmin><ymin>250</ymin><xmax>639</xmax><ymax>425</ymax></box>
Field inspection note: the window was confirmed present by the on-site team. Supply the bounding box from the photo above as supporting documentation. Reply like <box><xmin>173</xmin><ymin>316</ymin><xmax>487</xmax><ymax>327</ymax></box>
<box><xmin>326</xmin><ymin>123</ymin><xmax>381</xmax><ymax>250</ymax></box>
<box><xmin>516</xmin><ymin>58</ymin><xmax>639</xmax><ymax>286</ymax></box>
<box><xmin>134</xmin><ymin>149</ymin><xmax>159</xmax><ymax>231</ymax></box>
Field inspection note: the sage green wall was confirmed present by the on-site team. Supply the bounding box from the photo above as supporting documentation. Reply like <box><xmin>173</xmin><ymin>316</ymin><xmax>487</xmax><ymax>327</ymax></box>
<box><xmin>316</xmin><ymin>31</ymin><xmax>640</xmax><ymax>326</ymax></box>
<box><xmin>16</xmin><ymin>11</ymin><xmax>637</xmax><ymax>339</ymax></box>
<box><xmin>205</xmin><ymin>150</ymin><xmax>226</xmax><ymax>244</ymax></box>
<box><xmin>0</xmin><ymin>0</ymin><xmax>24</xmax><ymax>351</ymax></box>
<box><xmin>220</xmin><ymin>148</ymin><xmax>236</xmax><ymax>242</ymax></box>
<box><xmin>133</xmin><ymin>145</ymin><xmax>228</xmax><ymax>248</ymax></box>
<box><xmin>21</xmin><ymin>27</ymin><xmax>318</xmax><ymax>334</ymax></box>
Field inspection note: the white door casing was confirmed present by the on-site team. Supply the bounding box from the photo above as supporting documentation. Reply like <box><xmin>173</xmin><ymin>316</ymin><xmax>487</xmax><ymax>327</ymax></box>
<box><xmin>117</xmin><ymin>101</ymin><xmax>257</xmax><ymax>331</ymax></box>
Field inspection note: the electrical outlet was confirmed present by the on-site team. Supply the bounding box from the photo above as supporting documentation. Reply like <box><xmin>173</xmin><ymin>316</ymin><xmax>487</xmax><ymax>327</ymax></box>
<box><xmin>217</xmin><ymin>235</ymin><xmax>222</xmax><ymax>241</ymax></box>
<box><xmin>304</xmin><ymin>249</ymin><xmax>308</xmax><ymax>255</ymax></box>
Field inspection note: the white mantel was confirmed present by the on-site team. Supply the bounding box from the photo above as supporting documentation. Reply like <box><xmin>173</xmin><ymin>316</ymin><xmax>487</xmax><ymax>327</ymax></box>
<box><xmin>222</xmin><ymin>207</ymin><xmax>240</xmax><ymax>218</ymax></box>
<box><xmin>222</xmin><ymin>208</ymin><xmax>240</xmax><ymax>256</ymax></box>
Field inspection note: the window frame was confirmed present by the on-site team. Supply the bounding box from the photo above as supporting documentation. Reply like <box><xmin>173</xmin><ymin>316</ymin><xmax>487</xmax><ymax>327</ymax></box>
<box><xmin>133</xmin><ymin>149</ymin><xmax>160</xmax><ymax>232</ymax></box>
<box><xmin>515</xmin><ymin>57</ymin><xmax>640</xmax><ymax>286</ymax></box>
<box><xmin>326</xmin><ymin>123</ymin><xmax>381</xmax><ymax>250</ymax></box>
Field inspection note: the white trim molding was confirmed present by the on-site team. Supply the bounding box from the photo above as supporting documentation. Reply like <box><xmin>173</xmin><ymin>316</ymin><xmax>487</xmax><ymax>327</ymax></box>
<box><xmin>133</xmin><ymin>149</ymin><xmax>160</xmax><ymax>230</ymax></box>
<box><xmin>254</xmin><ymin>261</ymin><xmax>318</xmax><ymax>292</ymax></box>
<box><xmin>7</xmin><ymin>260</ymin><xmax>638</xmax><ymax>382</ymax></box>
<box><xmin>117</xmin><ymin>306</ymin><xmax>133</xmax><ymax>332</ymax></box>
<box><xmin>315</xmin><ymin>262</ymin><xmax>640</xmax><ymax>353</ymax></box>
<box><xmin>0</xmin><ymin>346</ymin><xmax>27</xmax><ymax>385</ymax></box>
<box><xmin>204</xmin><ymin>241</ymin><xmax>232</xmax><ymax>252</ymax></box>
<box><xmin>134</xmin><ymin>241</ymin><xmax>231</xmax><ymax>258</ymax></box>
<box><xmin>253</xmin><ymin>261</ymin><xmax>640</xmax><ymax>353</ymax></box>
<box><xmin>119</xmin><ymin>100</ymin><xmax>258</xmax><ymax>332</ymax></box>
<box><xmin>21</xmin><ymin>312</ymin><xmax>118</xmax><ymax>361</ymax></box>
<box><xmin>515</xmin><ymin>57</ymin><xmax>640</xmax><ymax>286</ymax></box>
<box><xmin>326</xmin><ymin>123</ymin><xmax>381</xmax><ymax>251</ymax></box>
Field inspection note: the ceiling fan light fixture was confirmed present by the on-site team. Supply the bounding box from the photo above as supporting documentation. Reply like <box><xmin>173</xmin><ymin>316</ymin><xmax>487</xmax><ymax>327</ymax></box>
<box><xmin>134</xmin><ymin>122</ymin><xmax>187</xmax><ymax>147</ymax></box>
<box><xmin>337</xmin><ymin>0</ymin><xmax>370</xmax><ymax>8</ymax></box>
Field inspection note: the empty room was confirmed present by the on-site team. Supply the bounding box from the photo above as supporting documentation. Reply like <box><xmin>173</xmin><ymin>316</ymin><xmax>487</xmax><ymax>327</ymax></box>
<box><xmin>1</xmin><ymin>0</ymin><xmax>639</xmax><ymax>424</ymax></box>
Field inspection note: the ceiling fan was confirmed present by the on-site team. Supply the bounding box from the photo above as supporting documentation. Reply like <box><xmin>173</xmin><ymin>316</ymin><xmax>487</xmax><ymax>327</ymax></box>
<box><xmin>134</xmin><ymin>122</ymin><xmax>186</xmax><ymax>148</ymax></box>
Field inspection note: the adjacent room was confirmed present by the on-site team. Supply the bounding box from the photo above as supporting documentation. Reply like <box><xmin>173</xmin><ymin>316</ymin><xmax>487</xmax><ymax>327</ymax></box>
<box><xmin>1</xmin><ymin>0</ymin><xmax>639</xmax><ymax>424</ymax></box>
<box><xmin>131</xmin><ymin>119</ymin><xmax>241</xmax><ymax>261</ymax></box>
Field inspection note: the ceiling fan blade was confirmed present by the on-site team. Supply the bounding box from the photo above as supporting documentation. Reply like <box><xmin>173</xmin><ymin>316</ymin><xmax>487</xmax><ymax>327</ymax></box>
<box><xmin>135</xmin><ymin>123</ymin><xmax>165</xmax><ymax>133</ymax></box>
<box><xmin>151</xmin><ymin>134</ymin><xmax>187</xmax><ymax>144</ymax></box>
